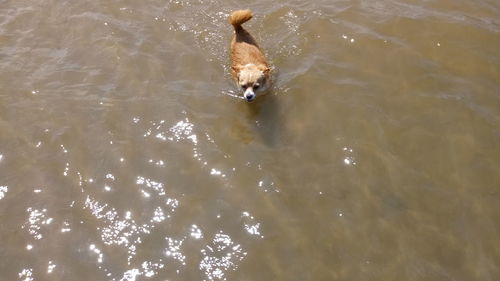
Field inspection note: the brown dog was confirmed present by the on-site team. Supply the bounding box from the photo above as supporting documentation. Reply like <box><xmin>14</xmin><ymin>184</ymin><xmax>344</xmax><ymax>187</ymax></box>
<box><xmin>229</xmin><ymin>10</ymin><xmax>270</xmax><ymax>102</ymax></box>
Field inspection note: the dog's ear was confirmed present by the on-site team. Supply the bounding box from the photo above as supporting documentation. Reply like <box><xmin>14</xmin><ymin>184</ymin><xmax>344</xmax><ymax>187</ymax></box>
<box><xmin>232</xmin><ymin>64</ymin><xmax>243</xmax><ymax>72</ymax></box>
<box><xmin>231</xmin><ymin>65</ymin><xmax>241</xmax><ymax>80</ymax></box>
<box><xmin>258</xmin><ymin>64</ymin><xmax>271</xmax><ymax>74</ymax></box>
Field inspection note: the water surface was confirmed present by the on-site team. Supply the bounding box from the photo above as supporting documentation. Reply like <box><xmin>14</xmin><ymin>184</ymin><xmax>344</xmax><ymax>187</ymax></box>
<box><xmin>1</xmin><ymin>0</ymin><xmax>499</xmax><ymax>280</ymax></box>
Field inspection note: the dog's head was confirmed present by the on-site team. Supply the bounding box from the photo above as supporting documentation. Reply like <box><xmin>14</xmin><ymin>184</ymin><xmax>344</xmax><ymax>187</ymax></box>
<box><xmin>233</xmin><ymin>64</ymin><xmax>270</xmax><ymax>102</ymax></box>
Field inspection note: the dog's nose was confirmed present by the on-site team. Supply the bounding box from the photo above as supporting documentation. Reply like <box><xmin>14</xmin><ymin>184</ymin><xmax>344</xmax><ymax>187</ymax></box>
<box><xmin>244</xmin><ymin>88</ymin><xmax>255</xmax><ymax>101</ymax></box>
<box><xmin>244</xmin><ymin>92</ymin><xmax>255</xmax><ymax>101</ymax></box>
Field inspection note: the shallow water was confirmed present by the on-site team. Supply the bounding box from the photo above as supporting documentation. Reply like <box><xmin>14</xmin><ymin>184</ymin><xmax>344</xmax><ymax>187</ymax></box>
<box><xmin>1</xmin><ymin>0</ymin><xmax>499</xmax><ymax>280</ymax></box>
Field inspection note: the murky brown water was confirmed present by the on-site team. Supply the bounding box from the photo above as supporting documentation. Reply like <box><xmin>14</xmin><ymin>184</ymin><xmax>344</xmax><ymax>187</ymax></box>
<box><xmin>1</xmin><ymin>0</ymin><xmax>500</xmax><ymax>280</ymax></box>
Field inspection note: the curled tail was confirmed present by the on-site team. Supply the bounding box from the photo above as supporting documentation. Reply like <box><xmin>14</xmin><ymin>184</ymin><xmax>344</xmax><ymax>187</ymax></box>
<box><xmin>228</xmin><ymin>10</ymin><xmax>252</xmax><ymax>30</ymax></box>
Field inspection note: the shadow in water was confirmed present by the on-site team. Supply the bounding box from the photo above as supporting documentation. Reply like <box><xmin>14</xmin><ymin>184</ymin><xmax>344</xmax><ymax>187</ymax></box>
<box><xmin>243</xmin><ymin>93</ymin><xmax>283</xmax><ymax>147</ymax></box>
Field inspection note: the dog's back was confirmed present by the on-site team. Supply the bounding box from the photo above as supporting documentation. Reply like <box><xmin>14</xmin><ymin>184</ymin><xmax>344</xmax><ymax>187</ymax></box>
<box><xmin>229</xmin><ymin>10</ymin><xmax>268</xmax><ymax>70</ymax></box>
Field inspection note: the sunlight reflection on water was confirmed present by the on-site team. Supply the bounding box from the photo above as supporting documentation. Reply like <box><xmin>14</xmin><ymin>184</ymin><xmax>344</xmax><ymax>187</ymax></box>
<box><xmin>1</xmin><ymin>0</ymin><xmax>499</xmax><ymax>280</ymax></box>
<box><xmin>200</xmin><ymin>232</ymin><xmax>247</xmax><ymax>281</ymax></box>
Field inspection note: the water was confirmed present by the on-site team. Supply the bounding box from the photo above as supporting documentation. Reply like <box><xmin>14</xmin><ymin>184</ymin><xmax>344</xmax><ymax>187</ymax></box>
<box><xmin>1</xmin><ymin>0</ymin><xmax>499</xmax><ymax>280</ymax></box>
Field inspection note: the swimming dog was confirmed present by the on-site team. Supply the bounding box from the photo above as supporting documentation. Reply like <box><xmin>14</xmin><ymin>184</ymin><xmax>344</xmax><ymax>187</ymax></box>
<box><xmin>229</xmin><ymin>10</ymin><xmax>270</xmax><ymax>102</ymax></box>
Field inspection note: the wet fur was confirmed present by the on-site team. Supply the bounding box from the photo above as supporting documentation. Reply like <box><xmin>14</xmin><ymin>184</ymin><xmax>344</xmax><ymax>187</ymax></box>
<box><xmin>229</xmin><ymin>10</ymin><xmax>270</xmax><ymax>101</ymax></box>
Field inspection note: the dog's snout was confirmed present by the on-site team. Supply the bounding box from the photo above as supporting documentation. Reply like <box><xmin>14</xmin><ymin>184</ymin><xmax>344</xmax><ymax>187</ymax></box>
<box><xmin>244</xmin><ymin>89</ymin><xmax>255</xmax><ymax>102</ymax></box>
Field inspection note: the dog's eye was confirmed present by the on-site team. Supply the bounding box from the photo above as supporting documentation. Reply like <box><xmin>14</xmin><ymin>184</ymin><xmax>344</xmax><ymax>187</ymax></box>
<box><xmin>254</xmin><ymin>84</ymin><xmax>260</xmax><ymax>90</ymax></box>
<box><xmin>241</xmin><ymin>85</ymin><xmax>248</xmax><ymax>90</ymax></box>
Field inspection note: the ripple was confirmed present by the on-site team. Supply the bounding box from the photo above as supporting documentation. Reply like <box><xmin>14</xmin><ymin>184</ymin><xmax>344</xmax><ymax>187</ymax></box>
<box><xmin>60</xmin><ymin>221</ymin><xmax>71</xmax><ymax>233</ymax></box>
<box><xmin>119</xmin><ymin>261</ymin><xmax>165</xmax><ymax>281</ymax></box>
<box><xmin>22</xmin><ymin>207</ymin><xmax>52</xmax><ymax>240</ymax></box>
<box><xmin>89</xmin><ymin>244</ymin><xmax>104</xmax><ymax>263</ymax></box>
<box><xmin>190</xmin><ymin>224</ymin><xmax>204</xmax><ymax>239</ymax></box>
<box><xmin>242</xmin><ymin>212</ymin><xmax>264</xmax><ymax>238</ymax></box>
<box><xmin>169</xmin><ymin>119</ymin><xmax>195</xmax><ymax>142</ymax></box>
<box><xmin>47</xmin><ymin>261</ymin><xmax>56</xmax><ymax>274</ymax></box>
<box><xmin>342</xmin><ymin>147</ymin><xmax>357</xmax><ymax>166</ymax></box>
<box><xmin>0</xmin><ymin>186</ymin><xmax>7</xmax><ymax>200</ymax></box>
<box><xmin>257</xmin><ymin>177</ymin><xmax>280</xmax><ymax>193</ymax></box>
<box><xmin>18</xmin><ymin>268</ymin><xmax>33</xmax><ymax>281</ymax></box>
<box><xmin>360</xmin><ymin>0</ymin><xmax>500</xmax><ymax>32</ymax></box>
<box><xmin>1</xmin><ymin>1</ymin><xmax>498</xmax><ymax>280</ymax></box>
<box><xmin>199</xmin><ymin>232</ymin><xmax>247</xmax><ymax>281</ymax></box>
<box><xmin>136</xmin><ymin>176</ymin><xmax>166</xmax><ymax>196</ymax></box>
<box><xmin>144</xmin><ymin>118</ymin><xmax>197</xmax><ymax>144</ymax></box>
<box><xmin>165</xmin><ymin>237</ymin><xmax>186</xmax><ymax>265</ymax></box>
<box><xmin>84</xmin><ymin>196</ymin><xmax>174</xmax><ymax>264</ymax></box>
